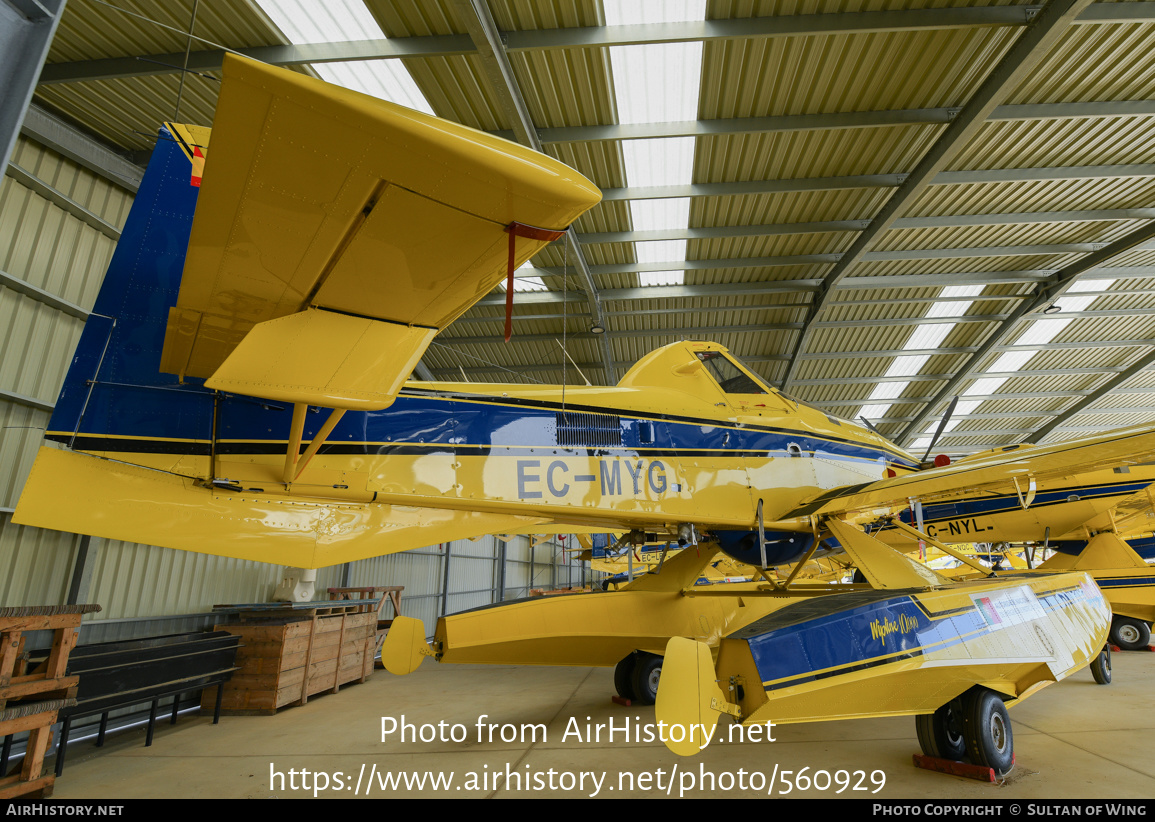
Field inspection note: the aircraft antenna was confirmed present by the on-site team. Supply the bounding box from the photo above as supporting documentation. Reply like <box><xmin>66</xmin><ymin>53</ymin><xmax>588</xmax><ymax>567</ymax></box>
<box><xmin>428</xmin><ymin>342</ymin><xmax>547</xmax><ymax>384</ymax></box>
<box><xmin>556</xmin><ymin>340</ymin><xmax>591</xmax><ymax>386</ymax></box>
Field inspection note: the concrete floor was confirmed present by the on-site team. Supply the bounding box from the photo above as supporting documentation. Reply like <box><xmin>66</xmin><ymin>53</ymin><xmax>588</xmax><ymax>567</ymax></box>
<box><xmin>50</xmin><ymin>649</ymin><xmax>1155</xmax><ymax>800</ymax></box>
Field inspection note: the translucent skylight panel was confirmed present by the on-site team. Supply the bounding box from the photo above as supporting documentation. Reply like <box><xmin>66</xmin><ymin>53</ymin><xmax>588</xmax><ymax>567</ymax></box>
<box><xmin>603</xmin><ymin>0</ymin><xmax>706</xmax><ymax>26</ymax></box>
<box><xmin>919</xmin><ymin>279</ymin><xmax>1117</xmax><ymax>441</ymax></box>
<box><xmin>503</xmin><ymin>263</ymin><xmax>548</xmax><ymax>292</ymax></box>
<box><xmin>887</xmin><ymin>355</ymin><xmax>933</xmax><ymax>378</ymax></box>
<box><xmin>314</xmin><ymin>62</ymin><xmax>434</xmax><ymax>114</ymax></box>
<box><xmin>629</xmin><ymin>198</ymin><xmax>691</xmax><ymax>231</ymax></box>
<box><xmin>639</xmin><ymin>271</ymin><xmax>685</xmax><ymax>286</ymax></box>
<box><xmin>610</xmin><ymin>43</ymin><xmax>703</xmax><ymax>124</ymax></box>
<box><xmin>621</xmin><ymin>138</ymin><xmax>695</xmax><ymax>187</ymax></box>
<box><xmin>607</xmin><ymin>4</ymin><xmax>705</xmax><ymax>289</ymax></box>
<box><xmin>924</xmin><ymin>285</ymin><xmax>984</xmax><ymax>318</ymax></box>
<box><xmin>856</xmin><ymin>286</ymin><xmax>982</xmax><ymax>422</ymax></box>
<box><xmin>634</xmin><ymin>240</ymin><xmax>687</xmax><ymax>263</ymax></box>
<box><xmin>513</xmin><ymin>274</ymin><xmax>548</xmax><ymax>292</ymax></box>
<box><xmin>257</xmin><ymin>0</ymin><xmax>378</xmax><ymax>42</ymax></box>
<box><xmin>255</xmin><ymin>0</ymin><xmax>433</xmax><ymax>114</ymax></box>
<box><xmin>902</xmin><ymin>324</ymin><xmax>954</xmax><ymax>353</ymax></box>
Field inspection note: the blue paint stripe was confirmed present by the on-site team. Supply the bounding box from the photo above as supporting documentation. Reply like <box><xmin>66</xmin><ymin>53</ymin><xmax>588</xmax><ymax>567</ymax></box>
<box><xmin>57</xmin><ymin>388</ymin><xmax>916</xmax><ymax>469</ymax></box>
<box><xmin>744</xmin><ymin>585</ymin><xmax>1095</xmax><ymax>690</ymax></box>
<box><xmin>1096</xmin><ymin>576</ymin><xmax>1155</xmax><ymax>588</ymax></box>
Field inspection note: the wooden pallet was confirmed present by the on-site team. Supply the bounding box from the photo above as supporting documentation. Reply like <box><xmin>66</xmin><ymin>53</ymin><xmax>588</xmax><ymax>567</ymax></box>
<box><xmin>0</xmin><ymin>606</ymin><xmax>99</xmax><ymax>799</ymax></box>
<box><xmin>204</xmin><ymin>605</ymin><xmax>377</xmax><ymax>715</ymax></box>
<box><xmin>1</xmin><ymin>607</ymin><xmax>97</xmax><ymax>711</ymax></box>
<box><xmin>0</xmin><ymin>700</ymin><xmax>73</xmax><ymax>799</ymax></box>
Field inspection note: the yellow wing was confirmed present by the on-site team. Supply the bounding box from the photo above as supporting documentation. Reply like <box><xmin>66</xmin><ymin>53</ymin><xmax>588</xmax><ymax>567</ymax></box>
<box><xmin>160</xmin><ymin>54</ymin><xmax>600</xmax><ymax>410</ymax></box>
<box><xmin>787</xmin><ymin>422</ymin><xmax>1155</xmax><ymax>521</ymax></box>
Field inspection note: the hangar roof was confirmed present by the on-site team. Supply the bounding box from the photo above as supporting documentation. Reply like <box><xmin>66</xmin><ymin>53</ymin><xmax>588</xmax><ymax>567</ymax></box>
<box><xmin>25</xmin><ymin>0</ymin><xmax>1155</xmax><ymax>456</ymax></box>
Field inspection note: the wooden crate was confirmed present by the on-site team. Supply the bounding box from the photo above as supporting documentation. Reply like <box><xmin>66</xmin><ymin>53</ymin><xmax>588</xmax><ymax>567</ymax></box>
<box><xmin>327</xmin><ymin>586</ymin><xmax>403</xmax><ymax>663</ymax></box>
<box><xmin>204</xmin><ymin>610</ymin><xmax>376</xmax><ymax>714</ymax></box>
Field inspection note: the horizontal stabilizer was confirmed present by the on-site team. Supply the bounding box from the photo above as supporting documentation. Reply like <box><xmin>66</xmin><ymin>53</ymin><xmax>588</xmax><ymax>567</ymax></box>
<box><xmin>826</xmin><ymin>519</ymin><xmax>949</xmax><ymax>589</ymax></box>
<box><xmin>621</xmin><ymin>544</ymin><xmax>720</xmax><ymax>592</ymax></box>
<box><xmin>161</xmin><ymin>53</ymin><xmax>600</xmax><ymax>396</ymax></box>
<box><xmin>1039</xmin><ymin>532</ymin><xmax>1150</xmax><ymax>571</ymax></box>
<box><xmin>203</xmin><ymin>308</ymin><xmax>435</xmax><ymax>410</ymax></box>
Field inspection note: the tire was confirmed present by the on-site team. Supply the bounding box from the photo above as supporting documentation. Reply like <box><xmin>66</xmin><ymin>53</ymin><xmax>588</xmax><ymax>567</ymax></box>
<box><xmin>852</xmin><ymin>569</ymin><xmax>868</xmax><ymax>584</ymax></box>
<box><xmin>915</xmin><ymin>701</ymin><xmax>967</xmax><ymax>761</ymax></box>
<box><xmin>630</xmin><ymin>653</ymin><xmax>663</xmax><ymax>705</ymax></box>
<box><xmin>1091</xmin><ymin>646</ymin><xmax>1112</xmax><ymax>685</ymax></box>
<box><xmin>613</xmin><ymin>653</ymin><xmax>637</xmax><ymax>701</ymax></box>
<box><xmin>1110</xmin><ymin>617</ymin><xmax>1151</xmax><ymax>651</ymax></box>
<box><xmin>961</xmin><ymin>689</ymin><xmax>1014</xmax><ymax>776</ymax></box>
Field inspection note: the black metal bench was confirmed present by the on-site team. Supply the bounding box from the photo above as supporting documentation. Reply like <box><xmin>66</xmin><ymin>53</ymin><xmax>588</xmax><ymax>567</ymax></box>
<box><xmin>44</xmin><ymin>631</ymin><xmax>241</xmax><ymax>776</ymax></box>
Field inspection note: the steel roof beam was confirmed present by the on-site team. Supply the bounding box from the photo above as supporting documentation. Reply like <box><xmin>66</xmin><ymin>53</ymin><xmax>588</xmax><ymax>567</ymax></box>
<box><xmin>0</xmin><ymin>267</ymin><xmax>89</xmax><ymax>320</ymax></box>
<box><xmin>441</xmin><ymin>323</ymin><xmax>805</xmax><ymax>346</ymax></box>
<box><xmin>779</xmin><ymin>0</ymin><xmax>1101</xmax><ymax>393</ymax></box>
<box><xmin>535</xmin><ymin>240</ymin><xmax>1155</xmax><ymax>277</ymax></box>
<box><xmin>456</xmin><ymin>0</ymin><xmax>614</xmax><ymax>384</ymax></box>
<box><xmin>432</xmin><ymin>336</ymin><xmax>1150</xmax><ymax>360</ymax></box>
<box><xmin>895</xmin><ymin>219</ymin><xmax>1155</xmax><ymax>445</ymax></box>
<box><xmin>40</xmin><ymin>3</ymin><xmax>1155</xmax><ymax>85</ymax></box>
<box><xmin>793</xmin><ymin>367</ymin><xmax>1130</xmax><ymax>386</ymax></box>
<box><xmin>465</xmin><ymin>288</ymin><xmax>1155</xmax><ymax>322</ymax></box>
<box><xmin>513</xmin><ymin>100</ymin><xmax>1155</xmax><ymax>145</ymax></box>
<box><xmin>876</xmin><ymin>408</ymin><xmax>1155</xmax><ymax>422</ymax></box>
<box><xmin>474</xmin><ymin>267</ymin><xmax>1152</xmax><ymax>307</ymax></box>
<box><xmin>578</xmin><ymin>209</ymin><xmax>1155</xmax><ymax>244</ymax></box>
<box><xmin>955</xmin><ymin>425</ymin><xmax>1155</xmax><ymax>436</ymax></box>
<box><xmin>475</xmin><ymin>280</ymin><xmax>823</xmax><ymax>306</ymax></box>
<box><xmin>4</xmin><ymin>163</ymin><xmax>121</xmax><ymax>240</ymax></box>
<box><xmin>425</xmin><ymin>349</ymin><xmax>1155</xmax><ymax>380</ymax></box>
<box><xmin>19</xmin><ymin>104</ymin><xmax>143</xmax><ymax>192</ymax></box>
<box><xmin>816</xmin><ymin>390</ymin><xmax>1097</xmax><ymax>408</ymax></box>
<box><xmin>0</xmin><ymin>0</ymin><xmax>64</xmax><ymax>183</ymax></box>
<box><xmin>600</xmin><ymin>165</ymin><xmax>1155</xmax><ymax>201</ymax></box>
<box><xmin>0</xmin><ymin>387</ymin><xmax>53</xmax><ymax>414</ymax></box>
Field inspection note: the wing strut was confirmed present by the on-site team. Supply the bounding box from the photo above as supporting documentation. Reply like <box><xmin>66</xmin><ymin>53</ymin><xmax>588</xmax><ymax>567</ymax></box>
<box><xmin>887</xmin><ymin>517</ymin><xmax>994</xmax><ymax>576</ymax></box>
<box><xmin>282</xmin><ymin>403</ymin><xmax>346</xmax><ymax>485</ymax></box>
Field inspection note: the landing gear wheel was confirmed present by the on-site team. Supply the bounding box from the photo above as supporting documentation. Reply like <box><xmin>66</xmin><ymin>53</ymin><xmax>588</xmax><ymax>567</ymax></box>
<box><xmin>915</xmin><ymin>700</ymin><xmax>966</xmax><ymax>761</ymax></box>
<box><xmin>961</xmin><ymin>689</ymin><xmax>1014</xmax><ymax>776</ymax></box>
<box><xmin>1110</xmin><ymin>617</ymin><xmax>1151</xmax><ymax>651</ymax></box>
<box><xmin>1091</xmin><ymin>645</ymin><xmax>1112</xmax><ymax>685</ymax></box>
<box><xmin>630</xmin><ymin>653</ymin><xmax>663</xmax><ymax>705</ymax></box>
<box><xmin>614</xmin><ymin>653</ymin><xmax>637</xmax><ymax>701</ymax></box>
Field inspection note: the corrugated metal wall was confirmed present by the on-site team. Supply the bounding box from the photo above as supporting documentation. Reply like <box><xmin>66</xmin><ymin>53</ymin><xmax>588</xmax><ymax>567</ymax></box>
<box><xmin>1</xmin><ymin>135</ymin><xmax>594</xmax><ymax>642</ymax></box>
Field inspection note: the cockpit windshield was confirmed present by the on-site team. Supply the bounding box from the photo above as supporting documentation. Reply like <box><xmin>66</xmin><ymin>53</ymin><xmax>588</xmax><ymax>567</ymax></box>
<box><xmin>696</xmin><ymin>351</ymin><xmax>768</xmax><ymax>394</ymax></box>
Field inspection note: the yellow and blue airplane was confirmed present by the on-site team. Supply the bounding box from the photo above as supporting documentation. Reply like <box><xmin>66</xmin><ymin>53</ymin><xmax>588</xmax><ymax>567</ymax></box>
<box><xmin>13</xmin><ymin>55</ymin><xmax>1155</xmax><ymax>776</ymax></box>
